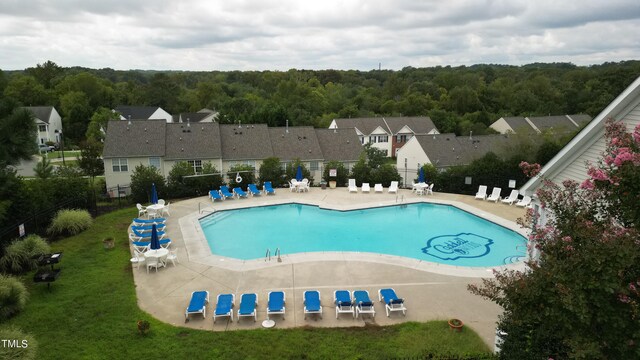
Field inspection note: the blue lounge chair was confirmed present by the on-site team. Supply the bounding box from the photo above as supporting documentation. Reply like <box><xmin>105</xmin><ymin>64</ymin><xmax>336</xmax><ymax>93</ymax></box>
<box><xmin>353</xmin><ymin>290</ymin><xmax>375</xmax><ymax>318</ymax></box>
<box><xmin>219</xmin><ymin>186</ymin><xmax>234</xmax><ymax>199</ymax></box>
<box><xmin>209</xmin><ymin>190</ymin><xmax>224</xmax><ymax>202</ymax></box>
<box><xmin>132</xmin><ymin>217</ymin><xmax>166</xmax><ymax>226</ymax></box>
<box><xmin>130</xmin><ymin>228</ymin><xmax>166</xmax><ymax>240</ymax></box>
<box><xmin>304</xmin><ymin>290</ymin><xmax>323</xmax><ymax>319</ymax></box>
<box><xmin>263</xmin><ymin>181</ymin><xmax>276</xmax><ymax>195</ymax></box>
<box><xmin>185</xmin><ymin>291</ymin><xmax>209</xmax><ymax>320</ymax></box>
<box><xmin>132</xmin><ymin>239</ymin><xmax>172</xmax><ymax>251</ymax></box>
<box><xmin>131</xmin><ymin>223</ymin><xmax>166</xmax><ymax>233</ymax></box>
<box><xmin>237</xmin><ymin>293</ymin><xmax>258</xmax><ymax>322</ymax></box>
<box><xmin>247</xmin><ymin>184</ymin><xmax>261</xmax><ymax>196</ymax></box>
<box><xmin>378</xmin><ymin>288</ymin><xmax>407</xmax><ymax>317</ymax></box>
<box><xmin>267</xmin><ymin>291</ymin><xmax>285</xmax><ymax>320</ymax></box>
<box><xmin>334</xmin><ymin>290</ymin><xmax>354</xmax><ymax>318</ymax></box>
<box><xmin>213</xmin><ymin>293</ymin><xmax>235</xmax><ymax>323</ymax></box>
<box><xmin>233</xmin><ymin>187</ymin><xmax>248</xmax><ymax>199</ymax></box>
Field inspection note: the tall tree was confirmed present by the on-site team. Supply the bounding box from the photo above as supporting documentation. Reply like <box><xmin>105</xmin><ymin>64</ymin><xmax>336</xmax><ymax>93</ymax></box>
<box><xmin>26</xmin><ymin>60</ymin><xmax>63</xmax><ymax>89</ymax></box>
<box><xmin>3</xmin><ymin>75</ymin><xmax>49</xmax><ymax>106</ymax></box>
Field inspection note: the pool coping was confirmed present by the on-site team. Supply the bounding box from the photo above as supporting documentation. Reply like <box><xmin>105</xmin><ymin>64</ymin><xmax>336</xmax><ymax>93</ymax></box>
<box><xmin>179</xmin><ymin>196</ymin><xmax>530</xmax><ymax>278</ymax></box>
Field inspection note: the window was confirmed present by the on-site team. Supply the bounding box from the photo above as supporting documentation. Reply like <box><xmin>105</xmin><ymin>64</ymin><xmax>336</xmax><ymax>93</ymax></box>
<box><xmin>38</xmin><ymin>124</ymin><xmax>47</xmax><ymax>132</ymax></box>
<box><xmin>378</xmin><ymin>135</ymin><xmax>388</xmax><ymax>143</ymax></box>
<box><xmin>396</xmin><ymin>134</ymin><xmax>407</xmax><ymax>143</ymax></box>
<box><xmin>310</xmin><ymin>161</ymin><xmax>319</xmax><ymax>171</ymax></box>
<box><xmin>369</xmin><ymin>136</ymin><xmax>376</xmax><ymax>143</ymax></box>
<box><xmin>112</xmin><ymin>158</ymin><xmax>128</xmax><ymax>172</ymax></box>
<box><xmin>149</xmin><ymin>157</ymin><xmax>161</xmax><ymax>170</ymax></box>
<box><xmin>359</xmin><ymin>136</ymin><xmax>365</xmax><ymax>144</ymax></box>
<box><xmin>187</xmin><ymin>160</ymin><xmax>203</xmax><ymax>174</ymax></box>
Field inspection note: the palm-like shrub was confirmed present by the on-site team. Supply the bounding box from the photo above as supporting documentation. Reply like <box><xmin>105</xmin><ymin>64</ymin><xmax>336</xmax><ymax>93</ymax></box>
<box><xmin>0</xmin><ymin>326</ymin><xmax>37</xmax><ymax>359</ymax></box>
<box><xmin>0</xmin><ymin>235</ymin><xmax>50</xmax><ymax>273</ymax></box>
<box><xmin>0</xmin><ymin>275</ymin><xmax>28</xmax><ymax>320</ymax></box>
<box><xmin>47</xmin><ymin>209</ymin><xmax>93</xmax><ymax>236</ymax></box>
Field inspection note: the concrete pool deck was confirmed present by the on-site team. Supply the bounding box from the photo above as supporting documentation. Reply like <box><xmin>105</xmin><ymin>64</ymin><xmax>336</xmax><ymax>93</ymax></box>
<box><xmin>133</xmin><ymin>188</ymin><xmax>529</xmax><ymax>347</ymax></box>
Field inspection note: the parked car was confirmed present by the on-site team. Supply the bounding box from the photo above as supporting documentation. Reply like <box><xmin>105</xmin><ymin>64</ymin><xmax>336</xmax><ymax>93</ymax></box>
<box><xmin>39</xmin><ymin>144</ymin><xmax>55</xmax><ymax>153</ymax></box>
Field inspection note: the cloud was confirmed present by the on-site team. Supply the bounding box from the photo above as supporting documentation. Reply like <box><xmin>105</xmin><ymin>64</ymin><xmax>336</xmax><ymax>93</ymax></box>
<box><xmin>0</xmin><ymin>0</ymin><xmax>639</xmax><ymax>70</ymax></box>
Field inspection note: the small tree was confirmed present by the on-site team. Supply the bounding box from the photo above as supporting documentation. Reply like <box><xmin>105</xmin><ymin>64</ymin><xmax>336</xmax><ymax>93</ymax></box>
<box><xmin>322</xmin><ymin>160</ymin><xmax>348</xmax><ymax>187</ymax></box>
<box><xmin>168</xmin><ymin>161</ymin><xmax>222</xmax><ymax>197</ymax></box>
<box><xmin>469</xmin><ymin>119</ymin><xmax>640</xmax><ymax>359</ymax></box>
<box><xmin>350</xmin><ymin>153</ymin><xmax>370</xmax><ymax>186</ymax></box>
<box><xmin>258</xmin><ymin>157</ymin><xmax>284</xmax><ymax>187</ymax></box>
<box><xmin>78</xmin><ymin>139</ymin><xmax>104</xmax><ymax>182</ymax></box>
<box><xmin>130</xmin><ymin>165</ymin><xmax>166</xmax><ymax>204</ymax></box>
<box><xmin>363</xmin><ymin>143</ymin><xmax>386</xmax><ymax>169</ymax></box>
<box><xmin>284</xmin><ymin>159</ymin><xmax>313</xmax><ymax>184</ymax></box>
<box><xmin>418</xmin><ymin>164</ymin><xmax>438</xmax><ymax>184</ymax></box>
<box><xmin>33</xmin><ymin>156</ymin><xmax>54</xmax><ymax>179</ymax></box>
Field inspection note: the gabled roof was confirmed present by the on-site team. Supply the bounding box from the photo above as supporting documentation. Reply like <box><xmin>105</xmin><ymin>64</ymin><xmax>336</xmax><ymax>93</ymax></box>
<box><xmin>502</xmin><ymin>117</ymin><xmax>538</xmax><ymax>134</ymax></box>
<box><xmin>315</xmin><ymin>128</ymin><xmax>363</xmax><ymax>162</ymax></box>
<box><xmin>528</xmin><ymin>115</ymin><xmax>577</xmax><ymax>133</ymax></box>
<box><xmin>384</xmin><ymin>116</ymin><xmax>437</xmax><ymax>134</ymax></box>
<box><xmin>114</xmin><ymin>105</ymin><xmax>164</xmax><ymax>120</ymax></box>
<box><xmin>24</xmin><ymin>106</ymin><xmax>54</xmax><ymax>123</ymax></box>
<box><xmin>269</xmin><ymin>127</ymin><xmax>323</xmax><ymax>161</ymax></box>
<box><xmin>220</xmin><ymin>124</ymin><xmax>273</xmax><ymax>160</ymax></box>
<box><xmin>567</xmin><ymin>114</ymin><xmax>592</xmax><ymax>127</ymax></box>
<box><xmin>414</xmin><ymin>133</ymin><xmax>512</xmax><ymax>167</ymax></box>
<box><xmin>103</xmin><ymin>120</ymin><xmax>166</xmax><ymax>158</ymax></box>
<box><xmin>165</xmin><ymin>122</ymin><xmax>221</xmax><ymax>160</ymax></box>
<box><xmin>521</xmin><ymin>76</ymin><xmax>640</xmax><ymax>194</ymax></box>
<box><xmin>332</xmin><ymin>117</ymin><xmax>389</xmax><ymax>136</ymax></box>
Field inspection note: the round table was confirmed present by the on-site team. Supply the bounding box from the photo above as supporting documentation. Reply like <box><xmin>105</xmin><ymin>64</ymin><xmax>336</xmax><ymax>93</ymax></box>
<box><xmin>146</xmin><ymin>204</ymin><xmax>165</xmax><ymax>218</ymax></box>
<box><xmin>145</xmin><ymin>248</ymin><xmax>169</xmax><ymax>268</ymax></box>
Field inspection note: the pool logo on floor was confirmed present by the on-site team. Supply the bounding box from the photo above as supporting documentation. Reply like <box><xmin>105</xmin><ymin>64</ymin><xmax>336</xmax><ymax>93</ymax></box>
<box><xmin>421</xmin><ymin>233</ymin><xmax>493</xmax><ymax>261</ymax></box>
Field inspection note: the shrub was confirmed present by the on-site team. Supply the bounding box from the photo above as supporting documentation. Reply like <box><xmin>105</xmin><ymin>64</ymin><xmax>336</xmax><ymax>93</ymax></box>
<box><xmin>227</xmin><ymin>164</ymin><xmax>256</xmax><ymax>188</ymax></box>
<box><xmin>0</xmin><ymin>327</ymin><xmax>37</xmax><ymax>359</ymax></box>
<box><xmin>168</xmin><ymin>161</ymin><xmax>222</xmax><ymax>198</ymax></box>
<box><xmin>258</xmin><ymin>157</ymin><xmax>285</xmax><ymax>187</ymax></box>
<box><xmin>130</xmin><ymin>165</ymin><xmax>166</xmax><ymax>204</ymax></box>
<box><xmin>322</xmin><ymin>160</ymin><xmax>348</xmax><ymax>187</ymax></box>
<box><xmin>47</xmin><ymin>209</ymin><xmax>93</xmax><ymax>236</ymax></box>
<box><xmin>370</xmin><ymin>163</ymin><xmax>402</xmax><ymax>187</ymax></box>
<box><xmin>0</xmin><ymin>235</ymin><xmax>50</xmax><ymax>273</ymax></box>
<box><xmin>0</xmin><ymin>275</ymin><xmax>28</xmax><ymax>320</ymax></box>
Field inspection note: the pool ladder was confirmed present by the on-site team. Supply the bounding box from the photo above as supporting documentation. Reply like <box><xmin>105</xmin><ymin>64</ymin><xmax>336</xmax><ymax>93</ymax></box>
<box><xmin>265</xmin><ymin>248</ymin><xmax>282</xmax><ymax>262</ymax></box>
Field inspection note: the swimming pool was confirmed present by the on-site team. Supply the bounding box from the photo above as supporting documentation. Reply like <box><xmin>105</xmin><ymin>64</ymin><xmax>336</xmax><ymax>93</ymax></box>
<box><xmin>199</xmin><ymin>203</ymin><xmax>527</xmax><ymax>267</ymax></box>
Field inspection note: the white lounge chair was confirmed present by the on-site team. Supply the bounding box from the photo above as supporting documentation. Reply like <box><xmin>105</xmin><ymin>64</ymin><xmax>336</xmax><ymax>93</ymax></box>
<box><xmin>348</xmin><ymin>179</ymin><xmax>358</xmax><ymax>193</ymax></box>
<box><xmin>486</xmin><ymin>187</ymin><xmax>502</xmax><ymax>202</ymax></box>
<box><xmin>374</xmin><ymin>184</ymin><xmax>383</xmax><ymax>193</ymax></box>
<box><xmin>185</xmin><ymin>291</ymin><xmax>209</xmax><ymax>320</ymax></box>
<box><xmin>516</xmin><ymin>195</ymin><xmax>532</xmax><ymax>207</ymax></box>
<box><xmin>475</xmin><ymin>185</ymin><xmax>487</xmax><ymax>200</ymax></box>
<box><xmin>378</xmin><ymin>288</ymin><xmax>407</xmax><ymax>317</ymax></box>
<box><xmin>388</xmin><ymin>181</ymin><xmax>398</xmax><ymax>194</ymax></box>
<box><xmin>501</xmin><ymin>190</ymin><xmax>519</xmax><ymax>205</ymax></box>
<box><xmin>361</xmin><ymin>183</ymin><xmax>370</xmax><ymax>193</ymax></box>
<box><xmin>334</xmin><ymin>290</ymin><xmax>355</xmax><ymax>319</ymax></box>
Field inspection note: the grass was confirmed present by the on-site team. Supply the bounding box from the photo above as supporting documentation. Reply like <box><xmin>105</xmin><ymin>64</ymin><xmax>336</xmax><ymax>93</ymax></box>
<box><xmin>7</xmin><ymin>208</ymin><xmax>493</xmax><ymax>359</ymax></box>
<box><xmin>50</xmin><ymin>150</ymin><xmax>81</xmax><ymax>159</ymax></box>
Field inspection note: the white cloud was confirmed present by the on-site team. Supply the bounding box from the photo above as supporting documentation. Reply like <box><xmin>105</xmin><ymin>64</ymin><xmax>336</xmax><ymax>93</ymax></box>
<box><xmin>0</xmin><ymin>0</ymin><xmax>639</xmax><ymax>70</ymax></box>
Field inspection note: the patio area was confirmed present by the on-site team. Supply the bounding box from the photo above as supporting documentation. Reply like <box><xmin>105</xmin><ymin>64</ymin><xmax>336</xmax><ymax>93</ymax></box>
<box><xmin>132</xmin><ymin>187</ymin><xmax>528</xmax><ymax>347</ymax></box>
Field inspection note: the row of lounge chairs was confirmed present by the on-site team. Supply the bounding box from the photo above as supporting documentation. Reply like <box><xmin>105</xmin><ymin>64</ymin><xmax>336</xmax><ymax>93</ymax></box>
<box><xmin>475</xmin><ymin>185</ymin><xmax>532</xmax><ymax>207</ymax></box>
<box><xmin>185</xmin><ymin>288</ymin><xmax>407</xmax><ymax>323</ymax></box>
<box><xmin>348</xmin><ymin>179</ymin><xmax>399</xmax><ymax>194</ymax></box>
<box><xmin>209</xmin><ymin>182</ymin><xmax>276</xmax><ymax>201</ymax></box>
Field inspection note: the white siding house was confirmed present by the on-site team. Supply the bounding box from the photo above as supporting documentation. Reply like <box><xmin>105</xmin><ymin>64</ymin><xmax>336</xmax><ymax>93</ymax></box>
<box><xmin>24</xmin><ymin>106</ymin><xmax>63</xmax><ymax>146</ymax></box>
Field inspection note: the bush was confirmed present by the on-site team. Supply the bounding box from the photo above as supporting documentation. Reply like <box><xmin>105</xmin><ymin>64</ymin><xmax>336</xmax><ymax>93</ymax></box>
<box><xmin>168</xmin><ymin>162</ymin><xmax>223</xmax><ymax>198</ymax></box>
<box><xmin>259</xmin><ymin>157</ymin><xmax>285</xmax><ymax>187</ymax></box>
<box><xmin>284</xmin><ymin>159</ymin><xmax>313</xmax><ymax>184</ymax></box>
<box><xmin>0</xmin><ymin>327</ymin><xmax>37</xmax><ymax>359</ymax></box>
<box><xmin>130</xmin><ymin>165</ymin><xmax>166</xmax><ymax>204</ymax></box>
<box><xmin>370</xmin><ymin>163</ymin><xmax>402</xmax><ymax>187</ymax></box>
<box><xmin>227</xmin><ymin>164</ymin><xmax>256</xmax><ymax>189</ymax></box>
<box><xmin>322</xmin><ymin>160</ymin><xmax>348</xmax><ymax>187</ymax></box>
<box><xmin>0</xmin><ymin>235</ymin><xmax>51</xmax><ymax>273</ymax></box>
<box><xmin>0</xmin><ymin>275</ymin><xmax>28</xmax><ymax>320</ymax></box>
<box><xmin>47</xmin><ymin>209</ymin><xmax>93</xmax><ymax>236</ymax></box>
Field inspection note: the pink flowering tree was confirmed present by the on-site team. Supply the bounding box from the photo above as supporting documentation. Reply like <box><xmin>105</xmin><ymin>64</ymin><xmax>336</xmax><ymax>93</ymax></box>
<box><xmin>469</xmin><ymin>119</ymin><xmax>640</xmax><ymax>359</ymax></box>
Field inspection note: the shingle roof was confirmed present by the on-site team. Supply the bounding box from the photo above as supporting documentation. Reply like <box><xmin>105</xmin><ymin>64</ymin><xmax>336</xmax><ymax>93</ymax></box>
<box><xmin>502</xmin><ymin>117</ymin><xmax>537</xmax><ymax>134</ymax></box>
<box><xmin>315</xmin><ymin>128</ymin><xmax>363</xmax><ymax>162</ymax></box>
<box><xmin>172</xmin><ymin>112</ymin><xmax>212</xmax><ymax>123</ymax></box>
<box><xmin>220</xmin><ymin>124</ymin><xmax>273</xmax><ymax>160</ymax></box>
<box><xmin>567</xmin><ymin>114</ymin><xmax>592</xmax><ymax>127</ymax></box>
<box><xmin>164</xmin><ymin>122</ymin><xmax>221</xmax><ymax>160</ymax></box>
<box><xmin>103</xmin><ymin>120</ymin><xmax>166</xmax><ymax>158</ymax></box>
<box><xmin>269</xmin><ymin>127</ymin><xmax>324</xmax><ymax>161</ymax></box>
<box><xmin>528</xmin><ymin>115</ymin><xmax>577</xmax><ymax>133</ymax></box>
<box><xmin>414</xmin><ymin>133</ymin><xmax>512</xmax><ymax>167</ymax></box>
<box><xmin>114</xmin><ymin>105</ymin><xmax>162</xmax><ymax>120</ymax></box>
<box><xmin>333</xmin><ymin>117</ymin><xmax>389</xmax><ymax>135</ymax></box>
<box><xmin>24</xmin><ymin>106</ymin><xmax>53</xmax><ymax>123</ymax></box>
<box><xmin>383</xmin><ymin>116</ymin><xmax>437</xmax><ymax>134</ymax></box>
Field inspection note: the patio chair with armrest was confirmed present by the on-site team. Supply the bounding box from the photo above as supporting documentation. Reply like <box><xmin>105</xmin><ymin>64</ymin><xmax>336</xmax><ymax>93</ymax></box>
<box><xmin>213</xmin><ymin>293</ymin><xmax>235</xmax><ymax>323</ymax></box>
<box><xmin>334</xmin><ymin>290</ymin><xmax>355</xmax><ymax>318</ymax></box>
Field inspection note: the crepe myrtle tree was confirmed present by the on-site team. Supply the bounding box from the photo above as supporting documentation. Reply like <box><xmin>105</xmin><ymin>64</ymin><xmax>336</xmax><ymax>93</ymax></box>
<box><xmin>469</xmin><ymin>119</ymin><xmax>640</xmax><ymax>359</ymax></box>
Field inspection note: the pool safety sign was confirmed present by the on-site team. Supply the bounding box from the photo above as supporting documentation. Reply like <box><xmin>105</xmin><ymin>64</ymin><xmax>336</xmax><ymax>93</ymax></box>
<box><xmin>422</xmin><ymin>233</ymin><xmax>493</xmax><ymax>261</ymax></box>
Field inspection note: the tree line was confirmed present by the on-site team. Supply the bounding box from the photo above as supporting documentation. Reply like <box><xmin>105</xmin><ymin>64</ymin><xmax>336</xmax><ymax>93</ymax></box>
<box><xmin>2</xmin><ymin>60</ymin><xmax>640</xmax><ymax>146</ymax></box>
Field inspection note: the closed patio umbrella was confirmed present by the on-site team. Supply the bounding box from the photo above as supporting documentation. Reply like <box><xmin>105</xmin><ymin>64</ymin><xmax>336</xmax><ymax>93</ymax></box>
<box><xmin>296</xmin><ymin>165</ymin><xmax>303</xmax><ymax>181</ymax></box>
<box><xmin>151</xmin><ymin>183</ymin><xmax>158</xmax><ymax>205</ymax></box>
<box><xmin>150</xmin><ymin>224</ymin><xmax>161</xmax><ymax>250</ymax></box>
<box><xmin>418</xmin><ymin>167</ymin><xmax>425</xmax><ymax>183</ymax></box>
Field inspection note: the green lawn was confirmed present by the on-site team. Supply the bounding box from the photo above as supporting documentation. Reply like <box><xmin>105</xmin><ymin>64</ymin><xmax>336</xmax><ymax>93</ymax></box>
<box><xmin>50</xmin><ymin>150</ymin><xmax>81</xmax><ymax>159</ymax></box>
<box><xmin>7</xmin><ymin>208</ymin><xmax>493</xmax><ymax>359</ymax></box>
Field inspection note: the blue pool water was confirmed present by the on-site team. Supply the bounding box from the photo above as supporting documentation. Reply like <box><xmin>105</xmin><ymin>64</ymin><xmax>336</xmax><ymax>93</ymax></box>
<box><xmin>199</xmin><ymin>203</ymin><xmax>527</xmax><ymax>267</ymax></box>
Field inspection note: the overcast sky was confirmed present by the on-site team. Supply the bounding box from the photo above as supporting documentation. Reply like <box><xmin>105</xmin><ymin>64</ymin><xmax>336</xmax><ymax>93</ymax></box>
<box><xmin>1</xmin><ymin>0</ymin><xmax>640</xmax><ymax>71</ymax></box>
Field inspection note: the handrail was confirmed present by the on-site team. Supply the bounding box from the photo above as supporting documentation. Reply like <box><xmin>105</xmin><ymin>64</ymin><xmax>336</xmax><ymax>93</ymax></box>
<box><xmin>265</xmin><ymin>248</ymin><xmax>271</xmax><ymax>262</ymax></box>
<box><xmin>198</xmin><ymin>202</ymin><xmax>215</xmax><ymax>215</ymax></box>
<box><xmin>275</xmin><ymin>247</ymin><xmax>281</xmax><ymax>262</ymax></box>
